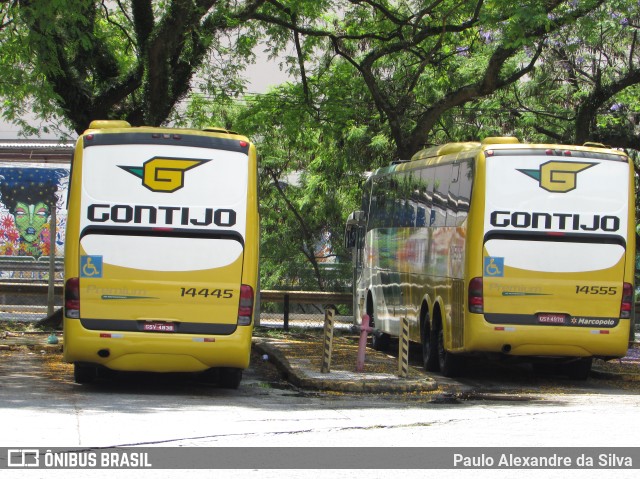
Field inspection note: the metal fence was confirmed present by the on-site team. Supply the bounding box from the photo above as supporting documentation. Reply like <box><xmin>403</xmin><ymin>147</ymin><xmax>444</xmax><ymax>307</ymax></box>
<box><xmin>258</xmin><ymin>290</ymin><xmax>353</xmax><ymax>330</ymax></box>
<box><xmin>0</xmin><ymin>257</ymin><xmax>63</xmax><ymax>323</ymax></box>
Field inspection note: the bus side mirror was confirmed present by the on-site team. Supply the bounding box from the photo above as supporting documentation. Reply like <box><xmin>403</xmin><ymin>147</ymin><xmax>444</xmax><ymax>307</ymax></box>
<box><xmin>345</xmin><ymin>210</ymin><xmax>365</xmax><ymax>249</ymax></box>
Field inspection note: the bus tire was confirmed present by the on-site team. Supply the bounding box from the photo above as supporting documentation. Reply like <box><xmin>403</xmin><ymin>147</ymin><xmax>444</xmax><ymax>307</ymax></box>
<box><xmin>422</xmin><ymin>322</ymin><xmax>439</xmax><ymax>372</ymax></box>
<box><xmin>562</xmin><ymin>357</ymin><xmax>592</xmax><ymax>380</ymax></box>
<box><xmin>371</xmin><ymin>330</ymin><xmax>391</xmax><ymax>351</ymax></box>
<box><xmin>219</xmin><ymin>367</ymin><xmax>243</xmax><ymax>389</ymax></box>
<box><xmin>437</xmin><ymin>326</ymin><xmax>464</xmax><ymax>377</ymax></box>
<box><xmin>74</xmin><ymin>363</ymin><xmax>97</xmax><ymax>384</ymax></box>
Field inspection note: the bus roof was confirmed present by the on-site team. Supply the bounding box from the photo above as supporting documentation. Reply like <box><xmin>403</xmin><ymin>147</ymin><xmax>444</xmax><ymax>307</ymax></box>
<box><xmin>367</xmin><ymin>137</ymin><xmax>628</xmax><ymax>179</ymax></box>
<box><xmin>83</xmin><ymin>120</ymin><xmax>251</xmax><ymax>143</ymax></box>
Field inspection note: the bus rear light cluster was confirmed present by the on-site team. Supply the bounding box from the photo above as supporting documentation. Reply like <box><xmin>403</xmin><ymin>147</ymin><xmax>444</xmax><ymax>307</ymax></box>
<box><xmin>65</xmin><ymin>277</ymin><xmax>81</xmax><ymax>319</ymax></box>
<box><xmin>238</xmin><ymin>284</ymin><xmax>254</xmax><ymax>326</ymax></box>
<box><xmin>545</xmin><ymin>149</ymin><xmax>572</xmax><ymax>156</ymax></box>
<box><xmin>620</xmin><ymin>282</ymin><xmax>633</xmax><ymax>319</ymax></box>
<box><xmin>468</xmin><ymin>277</ymin><xmax>484</xmax><ymax>314</ymax></box>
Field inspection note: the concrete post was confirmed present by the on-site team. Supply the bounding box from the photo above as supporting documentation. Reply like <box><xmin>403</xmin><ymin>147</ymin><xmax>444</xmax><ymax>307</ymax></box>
<box><xmin>321</xmin><ymin>307</ymin><xmax>335</xmax><ymax>373</ymax></box>
<box><xmin>398</xmin><ymin>316</ymin><xmax>410</xmax><ymax>378</ymax></box>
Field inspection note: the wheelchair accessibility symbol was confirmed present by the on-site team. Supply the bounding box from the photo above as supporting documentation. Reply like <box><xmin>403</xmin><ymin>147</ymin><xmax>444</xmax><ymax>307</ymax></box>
<box><xmin>484</xmin><ymin>256</ymin><xmax>504</xmax><ymax>277</ymax></box>
<box><xmin>80</xmin><ymin>255</ymin><xmax>103</xmax><ymax>278</ymax></box>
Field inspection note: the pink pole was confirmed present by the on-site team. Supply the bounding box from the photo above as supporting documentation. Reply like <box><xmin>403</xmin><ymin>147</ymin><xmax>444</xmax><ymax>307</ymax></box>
<box><xmin>356</xmin><ymin>314</ymin><xmax>373</xmax><ymax>372</ymax></box>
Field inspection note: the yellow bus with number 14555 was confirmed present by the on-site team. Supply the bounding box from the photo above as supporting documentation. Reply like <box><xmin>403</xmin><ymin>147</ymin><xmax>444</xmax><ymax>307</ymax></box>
<box><xmin>345</xmin><ymin>137</ymin><xmax>635</xmax><ymax>379</ymax></box>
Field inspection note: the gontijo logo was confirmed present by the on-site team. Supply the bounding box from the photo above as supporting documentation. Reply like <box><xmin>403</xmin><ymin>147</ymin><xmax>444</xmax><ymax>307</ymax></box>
<box><xmin>119</xmin><ymin>157</ymin><xmax>208</xmax><ymax>193</ymax></box>
<box><xmin>518</xmin><ymin>160</ymin><xmax>595</xmax><ymax>193</ymax></box>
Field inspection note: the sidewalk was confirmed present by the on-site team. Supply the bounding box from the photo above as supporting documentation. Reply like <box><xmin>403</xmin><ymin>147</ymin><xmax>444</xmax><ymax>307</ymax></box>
<box><xmin>252</xmin><ymin>334</ymin><xmax>439</xmax><ymax>394</ymax></box>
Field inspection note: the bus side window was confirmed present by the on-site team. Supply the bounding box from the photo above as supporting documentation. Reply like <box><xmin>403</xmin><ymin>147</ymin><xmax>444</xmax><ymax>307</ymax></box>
<box><xmin>416</xmin><ymin>206</ymin><xmax>427</xmax><ymax>227</ymax></box>
<box><xmin>388</xmin><ymin>177</ymin><xmax>401</xmax><ymax>228</ymax></box>
<box><xmin>370</xmin><ymin>177</ymin><xmax>386</xmax><ymax>229</ymax></box>
<box><xmin>398</xmin><ymin>172</ymin><xmax>416</xmax><ymax>227</ymax></box>
<box><xmin>418</xmin><ymin>167</ymin><xmax>435</xmax><ymax>226</ymax></box>
<box><xmin>361</xmin><ymin>179</ymin><xmax>372</xmax><ymax>224</ymax></box>
<box><xmin>456</xmin><ymin>160</ymin><xmax>473</xmax><ymax>220</ymax></box>
<box><xmin>432</xmin><ymin>165</ymin><xmax>451</xmax><ymax>227</ymax></box>
<box><xmin>446</xmin><ymin>163</ymin><xmax>461</xmax><ymax>227</ymax></box>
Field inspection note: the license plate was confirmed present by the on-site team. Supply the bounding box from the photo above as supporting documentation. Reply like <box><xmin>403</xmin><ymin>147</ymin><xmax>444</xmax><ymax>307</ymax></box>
<box><xmin>537</xmin><ymin>313</ymin><xmax>567</xmax><ymax>325</ymax></box>
<box><xmin>142</xmin><ymin>322</ymin><xmax>176</xmax><ymax>332</ymax></box>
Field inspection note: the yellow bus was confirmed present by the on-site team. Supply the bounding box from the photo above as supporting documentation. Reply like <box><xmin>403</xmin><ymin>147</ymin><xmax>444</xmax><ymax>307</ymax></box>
<box><xmin>63</xmin><ymin>121</ymin><xmax>259</xmax><ymax>388</ymax></box>
<box><xmin>345</xmin><ymin>137</ymin><xmax>635</xmax><ymax>379</ymax></box>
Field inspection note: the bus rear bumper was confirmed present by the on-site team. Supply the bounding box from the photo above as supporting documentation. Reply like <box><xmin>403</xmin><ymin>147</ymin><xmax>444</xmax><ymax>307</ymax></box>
<box><xmin>63</xmin><ymin>317</ymin><xmax>252</xmax><ymax>372</ymax></box>
<box><xmin>464</xmin><ymin>315</ymin><xmax>631</xmax><ymax>358</ymax></box>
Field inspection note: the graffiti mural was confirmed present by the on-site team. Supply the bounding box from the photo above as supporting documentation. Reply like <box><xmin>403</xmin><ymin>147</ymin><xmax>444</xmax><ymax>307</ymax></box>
<box><xmin>0</xmin><ymin>164</ymin><xmax>70</xmax><ymax>266</ymax></box>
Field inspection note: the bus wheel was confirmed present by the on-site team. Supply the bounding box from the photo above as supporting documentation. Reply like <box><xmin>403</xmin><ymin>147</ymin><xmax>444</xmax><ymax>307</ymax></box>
<box><xmin>367</xmin><ymin>303</ymin><xmax>390</xmax><ymax>351</ymax></box>
<box><xmin>371</xmin><ymin>330</ymin><xmax>391</xmax><ymax>351</ymax></box>
<box><xmin>422</xmin><ymin>325</ymin><xmax>439</xmax><ymax>372</ymax></box>
<box><xmin>437</xmin><ymin>326</ymin><xmax>463</xmax><ymax>377</ymax></box>
<box><xmin>562</xmin><ymin>357</ymin><xmax>592</xmax><ymax>380</ymax></box>
<box><xmin>73</xmin><ymin>363</ymin><xmax>97</xmax><ymax>384</ymax></box>
<box><xmin>218</xmin><ymin>367</ymin><xmax>243</xmax><ymax>389</ymax></box>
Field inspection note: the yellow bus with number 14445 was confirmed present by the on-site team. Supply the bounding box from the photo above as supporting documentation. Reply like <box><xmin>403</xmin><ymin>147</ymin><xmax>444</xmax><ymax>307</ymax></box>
<box><xmin>63</xmin><ymin>121</ymin><xmax>259</xmax><ymax>388</ymax></box>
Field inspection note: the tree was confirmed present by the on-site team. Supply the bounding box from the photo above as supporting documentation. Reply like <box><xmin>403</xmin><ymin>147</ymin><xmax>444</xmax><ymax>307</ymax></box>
<box><xmin>254</xmin><ymin>0</ymin><xmax>606</xmax><ymax>161</ymax></box>
<box><xmin>511</xmin><ymin>0</ymin><xmax>640</xmax><ymax>150</ymax></box>
<box><xmin>0</xmin><ymin>0</ymin><xmax>265</xmax><ymax>135</ymax></box>
<box><xmin>235</xmin><ymin>82</ymin><xmax>383</xmax><ymax>290</ymax></box>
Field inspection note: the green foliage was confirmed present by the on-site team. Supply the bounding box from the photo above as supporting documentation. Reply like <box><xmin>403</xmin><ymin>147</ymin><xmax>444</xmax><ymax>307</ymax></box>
<box><xmin>236</xmin><ymin>86</ymin><xmax>355</xmax><ymax>290</ymax></box>
<box><xmin>0</xmin><ymin>0</ymin><xmax>265</xmax><ymax>135</ymax></box>
<box><xmin>488</xmin><ymin>0</ymin><xmax>640</xmax><ymax>150</ymax></box>
<box><xmin>254</xmin><ymin>0</ymin><xmax>609</xmax><ymax>160</ymax></box>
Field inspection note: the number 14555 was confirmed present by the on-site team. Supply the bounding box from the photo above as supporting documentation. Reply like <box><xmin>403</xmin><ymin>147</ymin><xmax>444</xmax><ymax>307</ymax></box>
<box><xmin>575</xmin><ymin>285</ymin><xmax>617</xmax><ymax>295</ymax></box>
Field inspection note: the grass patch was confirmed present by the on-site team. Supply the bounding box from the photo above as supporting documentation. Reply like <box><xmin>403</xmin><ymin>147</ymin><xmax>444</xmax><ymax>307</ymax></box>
<box><xmin>253</xmin><ymin>326</ymin><xmax>314</xmax><ymax>339</ymax></box>
<box><xmin>0</xmin><ymin>320</ymin><xmax>49</xmax><ymax>333</ymax></box>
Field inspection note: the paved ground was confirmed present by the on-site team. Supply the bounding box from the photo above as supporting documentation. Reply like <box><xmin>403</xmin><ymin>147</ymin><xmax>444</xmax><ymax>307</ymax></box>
<box><xmin>2</xmin><ymin>326</ymin><xmax>640</xmax><ymax>394</ymax></box>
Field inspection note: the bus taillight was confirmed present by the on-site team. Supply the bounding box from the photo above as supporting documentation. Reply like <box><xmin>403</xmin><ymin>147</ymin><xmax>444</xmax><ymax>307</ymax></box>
<box><xmin>65</xmin><ymin>277</ymin><xmax>80</xmax><ymax>319</ymax></box>
<box><xmin>238</xmin><ymin>284</ymin><xmax>254</xmax><ymax>325</ymax></box>
<box><xmin>620</xmin><ymin>282</ymin><xmax>633</xmax><ymax>319</ymax></box>
<box><xmin>468</xmin><ymin>277</ymin><xmax>483</xmax><ymax>314</ymax></box>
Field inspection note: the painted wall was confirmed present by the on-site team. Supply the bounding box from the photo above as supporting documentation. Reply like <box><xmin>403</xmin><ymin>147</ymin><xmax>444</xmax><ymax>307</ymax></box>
<box><xmin>0</xmin><ymin>163</ymin><xmax>70</xmax><ymax>279</ymax></box>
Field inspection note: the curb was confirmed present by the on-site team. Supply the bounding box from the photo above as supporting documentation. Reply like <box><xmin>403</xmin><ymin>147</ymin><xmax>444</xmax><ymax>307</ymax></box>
<box><xmin>253</xmin><ymin>338</ymin><xmax>438</xmax><ymax>393</ymax></box>
<box><xmin>591</xmin><ymin>368</ymin><xmax>640</xmax><ymax>382</ymax></box>
<box><xmin>1</xmin><ymin>342</ymin><xmax>63</xmax><ymax>354</ymax></box>
<box><xmin>0</xmin><ymin>333</ymin><xmax>63</xmax><ymax>353</ymax></box>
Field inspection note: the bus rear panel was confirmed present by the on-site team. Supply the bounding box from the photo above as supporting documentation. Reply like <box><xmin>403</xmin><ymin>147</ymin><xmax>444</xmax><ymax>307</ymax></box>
<box><xmin>63</xmin><ymin>122</ymin><xmax>259</xmax><ymax>385</ymax></box>
<box><xmin>468</xmin><ymin>145</ymin><xmax>634</xmax><ymax>360</ymax></box>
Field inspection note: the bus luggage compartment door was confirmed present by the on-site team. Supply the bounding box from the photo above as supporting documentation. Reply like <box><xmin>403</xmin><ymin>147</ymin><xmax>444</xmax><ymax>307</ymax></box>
<box><xmin>78</xmin><ymin>231</ymin><xmax>245</xmax><ymax>333</ymax></box>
